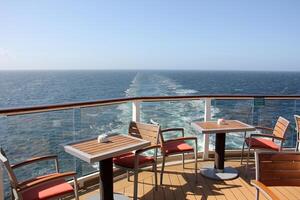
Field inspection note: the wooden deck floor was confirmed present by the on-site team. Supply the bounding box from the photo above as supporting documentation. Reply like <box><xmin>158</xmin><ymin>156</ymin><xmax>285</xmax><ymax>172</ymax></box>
<box><xmin>78</xmin><ymin>159</ymin><xmax>300</xmax><ymax>200</ymax></box>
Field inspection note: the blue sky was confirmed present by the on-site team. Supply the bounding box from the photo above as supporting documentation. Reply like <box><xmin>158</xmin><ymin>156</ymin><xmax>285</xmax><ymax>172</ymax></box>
<box><xmin>0</xmin><ymin>0</ymin><xmax>299</xmax><ymax>71</ymax></box>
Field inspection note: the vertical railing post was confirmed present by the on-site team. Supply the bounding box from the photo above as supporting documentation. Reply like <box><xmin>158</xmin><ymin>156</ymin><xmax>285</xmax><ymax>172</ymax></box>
<box><xmin>0</xmin><ymin>165</ymin><xmax>3</xmax><ymax>200</ymax></box>
<box><xmin>132</xmin><ymin>101</ymin><xmax>141</xmax><ymax>122</ymax></box>
<box><xmin>203</xmin><ymin>98</ymin><xmax>212</xmax><ymax>160</ymax></box>
<box><xmin>0</xmin><ymin>116</ymin><xmax>6</xmax><ymax>200</ymax></box>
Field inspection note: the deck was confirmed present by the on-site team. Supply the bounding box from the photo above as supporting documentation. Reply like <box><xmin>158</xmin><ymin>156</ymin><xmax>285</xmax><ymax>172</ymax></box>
<box><xmin>77</xmin><ymin>158</ymin><xmax>300</xmax><ymax>200</ymax></box>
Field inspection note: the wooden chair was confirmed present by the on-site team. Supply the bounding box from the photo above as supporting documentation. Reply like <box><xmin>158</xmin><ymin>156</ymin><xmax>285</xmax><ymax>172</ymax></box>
<box><xmin>241</xmin><ymin>116</ymin><xmax>289</xmax><ymax>172</ymax></box>
<box><xmin>252</xmin><ymin>151</ymin><xmax>300</xmax><ymax>200</ymax></box>
<box><xmin>294</xmin><ymin>115</ymin><xmax>300</xmax><ymax>151</ymax></box>
<box><xmin>0</xmin><ymin>148</ymin><xmax>79</xmax><ymax>200</ymax></box>
<box><xmin>150</xmin><ymin>119</ymin><xmax>198</xmax><ymax>185</ymax></box>
<box><xmin>113</xmin><ymin>121</ymin><xmax>161</xmax><ymax>200</ymax></box>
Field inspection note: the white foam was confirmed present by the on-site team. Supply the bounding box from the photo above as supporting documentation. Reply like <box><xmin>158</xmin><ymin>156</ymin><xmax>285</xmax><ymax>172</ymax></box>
<box><xmin>175</xmin><ymin>89</ymin><xmax>198</xmax><ymax>94</ymax></box>
<box><xmin>117</xmin><ymin>72</ymin><xmax>221</xmax><ymax>151</ymax></box>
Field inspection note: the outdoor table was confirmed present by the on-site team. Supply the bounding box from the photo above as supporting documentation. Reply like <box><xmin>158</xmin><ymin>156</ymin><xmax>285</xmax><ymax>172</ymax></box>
<box><xmin>64</xmin><ymin>134</ymin><xmax>150</xmax><ymax>200</ymax></box>
<box><xmin>192</xmin><ymin>120</ymin><xmax>255</xmax><ymax>180</ymax></box>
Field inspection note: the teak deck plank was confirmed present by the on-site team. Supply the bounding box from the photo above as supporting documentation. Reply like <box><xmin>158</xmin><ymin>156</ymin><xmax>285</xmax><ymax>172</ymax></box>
<box><xmin>141</xmin><ymin>172</ymin><xmax>154</xmax><ymax>200</ymax></box>
<box><xmin>162</xmin><ymin>169</ymin><xmax>176</xmax><ymax>200</ymax></box>
<box><xmin>192</xmin><ymin>120</ymin><xmax>255</xmax><ymax>134</ymax></box>
<box><xmin>77</xmin><ymin>159</ymin><xmax>300</xmax><ymax>200</ymax></box>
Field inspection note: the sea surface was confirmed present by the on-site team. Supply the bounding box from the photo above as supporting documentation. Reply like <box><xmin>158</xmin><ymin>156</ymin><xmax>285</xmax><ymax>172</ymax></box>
<box><xmin>0</xmin><ymin>70</ymin><xmax>300</xmax><ymax>196</ymax></box>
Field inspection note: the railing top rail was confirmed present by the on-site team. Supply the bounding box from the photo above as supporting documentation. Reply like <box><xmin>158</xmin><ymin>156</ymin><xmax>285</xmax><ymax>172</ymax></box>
<box><xmin>1</xmin><ymin>95</ymin><xmax>300</xmax><ymax>116</ymax></box>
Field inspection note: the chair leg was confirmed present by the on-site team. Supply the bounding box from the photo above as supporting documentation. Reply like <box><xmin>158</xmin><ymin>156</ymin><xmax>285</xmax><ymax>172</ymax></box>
<box><xmin>182</xmin><ymin>153</ymin><xmax>185</xmax><ymax>169</ymax></box>
<box><xmin>133</xmin><ymin>169</ymin><xmax>138</xmax><ymax>200</ymax></box>
<box><xmin>160</xmin><ymin>155</ymin><xmax>166</xmax><ymax>185</ymax></box>
<box><xmin>10</xmin><ymin>188</ymin><xmax>21</xmax><ymax>200</ymax></box>
<box><xmin>127</xmin><ymin>170</ymin><xmax>130</xmax><ymax>182</ymax></box>
<box><xmin>241</xmin><ymin>140</ymin><xmax>246</xmax><ymax>165</ymax></box>
<box><xmin>255</xmin><ymin>188</ymin><xmax>259</xmax><ymax>200</ymax></box>
<box><xmin>296</xmin><ymin>141</ymin><xmax>299</xmax><ymax>152</ymax></box>
<box><xmin>194</xmin><ymin>149</ymin><xmax>198</xmax><ymax>183</ymax></box>
<box><xmin>73</xmin><ymin>177</ymin><xmax>79</xmax><ymax>200</ymax></box>
<box><xmin>245</xmin><ymin>147</ymin><xmax>251</xmax><ymax>176</ymax></box>
<box><xmin>153</xmin><ymin>163</ymin><xmax>158</xmax><ymax>190</ymax></box>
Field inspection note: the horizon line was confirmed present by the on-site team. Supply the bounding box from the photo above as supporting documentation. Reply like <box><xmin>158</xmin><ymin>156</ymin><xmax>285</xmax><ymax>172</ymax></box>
<box><xmin>0</xmin><ymin>69</ymin><xmax>300</xmax><ymax>72</ymax></box>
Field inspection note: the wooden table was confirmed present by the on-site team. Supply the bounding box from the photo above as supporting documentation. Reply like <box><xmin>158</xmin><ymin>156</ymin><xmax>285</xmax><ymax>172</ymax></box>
<box><xmin>64</xmin><ymin>134</ymin><xmax>150</xmax><ymax>200</ymax></box>
<box><xmin>192</xmin><ymin>120</ymin><xmax>255</xmax><ymax>180</ymax></box>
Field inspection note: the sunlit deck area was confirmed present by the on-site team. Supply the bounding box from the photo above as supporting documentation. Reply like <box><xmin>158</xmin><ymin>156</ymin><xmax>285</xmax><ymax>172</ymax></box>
<box><xmin>76</xmin><ymin>159</ymin><xmax>300</xmax><ymax>200</ymax></box>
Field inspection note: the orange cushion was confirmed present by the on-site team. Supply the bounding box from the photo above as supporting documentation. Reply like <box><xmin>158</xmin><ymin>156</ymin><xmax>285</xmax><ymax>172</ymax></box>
<box><xmin>113</xmin><ymin>152</ymin><xmax>154</xmax><ymax>168</ymax></box>
<box><xmin>245</xmin><ymin>137</ymin><xmax>280</xmax><ymax>151</ymax></box>
<box><xmin>163</xmin><ymin>140</ymin><xmax>194</xmax><ymax>155</ymax></box>
<box><xmin>21</xmin><ymin>178</ymin><xmax>74</xmax><ymax>200</ymax></box>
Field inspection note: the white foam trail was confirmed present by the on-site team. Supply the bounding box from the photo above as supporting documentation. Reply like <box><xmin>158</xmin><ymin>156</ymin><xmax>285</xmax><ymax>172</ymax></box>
<box><xmin>113</xmin><ymin>72</ymin><xmax>224</xmax><ymax>152</ymax></box>
<box><xmin>175</xmin><ymin>89</ymin><xmax>198</xmax><ymax>94</ymax></box>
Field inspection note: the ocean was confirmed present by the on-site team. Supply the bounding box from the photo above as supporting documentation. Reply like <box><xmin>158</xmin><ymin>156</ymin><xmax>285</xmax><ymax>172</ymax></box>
<box><xmin>0</xmin><ymin>70</ymin><xmax>300</xmax><ymax>196</ymax></box>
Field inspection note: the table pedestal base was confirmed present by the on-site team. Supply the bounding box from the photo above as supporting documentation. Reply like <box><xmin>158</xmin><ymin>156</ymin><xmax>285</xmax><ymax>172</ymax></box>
<box><xmin>87</xmin><ymin>193</ymin><xmax>129</xmax><ymax>200</ymax></box>
<box><xmin>200</xmin><ymin>167</ymin><xmax>238</xmax><ymax>180</ymax></box>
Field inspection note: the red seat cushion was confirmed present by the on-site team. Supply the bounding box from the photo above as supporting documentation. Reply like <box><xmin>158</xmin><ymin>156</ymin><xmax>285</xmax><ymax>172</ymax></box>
<box><xmin>245</xmin><ymin>137</ymin><xmax>280</xmax><ymax>151</ymax></box>
<box><xmin>163</xmin><ymin>140</ymin><xmax>194</xmax><ymax>155</ymax></box>
<box><xmin>21</xmin><ymin>178</ymin><xmax>74</xmax><ymax>200</ymax></box>
<box><xmin>113</xmin><ymin>152</ymin><xmax>154</xmax><ymax>168</ymax></box>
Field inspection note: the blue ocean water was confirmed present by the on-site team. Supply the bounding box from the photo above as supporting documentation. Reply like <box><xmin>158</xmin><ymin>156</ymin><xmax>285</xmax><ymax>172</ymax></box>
<box><xmin>1</xmin><ymin>70</ymin><xmax>299</xmax><ymax>109</ymax></box>
<box><xmin>0</xmin><ymin>70</ymin><xmax>300</xmax><ymax>197</ymax></box>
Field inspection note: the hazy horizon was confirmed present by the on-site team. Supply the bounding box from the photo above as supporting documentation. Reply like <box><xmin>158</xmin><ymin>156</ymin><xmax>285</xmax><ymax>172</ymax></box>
<box><xmin>1</xmin><ymin>69</ymin><xmax>300</xmax><ymax>72</ymax></box>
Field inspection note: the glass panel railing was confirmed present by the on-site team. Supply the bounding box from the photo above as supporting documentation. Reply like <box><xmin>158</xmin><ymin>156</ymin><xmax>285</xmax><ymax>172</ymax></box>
<box><xmin>0</xmin><ymin>102</ymin><xmax>132</xmax><ymax>199</ymax></box>
<box><xmin>77</xmin><ymin>103</ymin><xmax>132</xmax><ymax>175</ymax></box>
<box><xmin>211</xmin><ymin>99</ymin><xmax>254</xmax><ymax>150</ymax></box>
<box><xmin>253</xmin><ymin>99</ymin><xmax>300</xmax><ymax>148</ymax></box>
<box><xmin>141</xmin><ymin>100</ymin><xmax>207</xmax><ymax>151</ymax></box>
<box><xmin>212</xmin><ymin>99</ymin><xmax>300</xmax><ymax>150</ymax></box>
<box><xmin>5</xmin><ymin>110</ymin><xmax>75</xmax><ymax>177</ymax></box>
<box><xmin>1</xmin><ymin>110</ymin><xmax>74</xmax><ymax>199</ymax></box>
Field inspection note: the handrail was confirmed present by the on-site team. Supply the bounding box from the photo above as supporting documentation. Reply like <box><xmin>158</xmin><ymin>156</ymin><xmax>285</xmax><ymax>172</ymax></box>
<box><xmin>0</xmin><ymin>95</ymin><xmax>300</xmax><ymax>116</ymax></box>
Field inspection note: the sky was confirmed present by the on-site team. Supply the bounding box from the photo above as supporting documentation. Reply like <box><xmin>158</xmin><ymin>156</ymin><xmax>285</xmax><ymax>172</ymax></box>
<box><xmin>0</xmin><ymin>0</ymin><xmax>300</xmax><ymax>71</ymax></box>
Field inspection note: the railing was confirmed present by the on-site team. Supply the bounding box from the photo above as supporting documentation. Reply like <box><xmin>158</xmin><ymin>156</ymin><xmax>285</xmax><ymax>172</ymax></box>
<box><xmin>0</xmin><ymin>95</ymin><xmax>300</xmax><ymax>199</ymax></box>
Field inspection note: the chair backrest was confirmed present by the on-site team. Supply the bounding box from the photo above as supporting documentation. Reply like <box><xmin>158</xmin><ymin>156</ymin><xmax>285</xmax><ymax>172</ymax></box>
<box><xmin>255</xmin><ymin>151</ymin><xmax>300</xmax><ymax>186</ymax></box>
<box><xmin>295</xmin><ymin>115</ymin><xmax>300</xmax><ymax>138</ymax></box>
<box><xmin>0</xmin><ymin>148</ymin><xmax>19</xmax><ymax>189</ymax></box>
<box><xmin>272</xmin><ymin>116</ymin><xmax>289</xmax><ymax>139</ymax></box>
<box><xmin>128</xmin><ymin>121</ymin><xmax>160</xmax><ymax>145</ymax></box>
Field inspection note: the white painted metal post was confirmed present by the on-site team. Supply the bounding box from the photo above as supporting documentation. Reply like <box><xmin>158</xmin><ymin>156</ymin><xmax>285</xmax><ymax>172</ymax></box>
<box><xmin>132</xmin><ymin>101</ymin><xmax>141</xmax><ymax>122</ymax></box>
<box><xmin>0</xmin><ymin>165</ymin><xmax>3</xmax><ymax>200</ymax></box>
<box><xmin>203</xmin><ymin>98</ymin><xmax>212</xmax><ymax>160</ymax></box>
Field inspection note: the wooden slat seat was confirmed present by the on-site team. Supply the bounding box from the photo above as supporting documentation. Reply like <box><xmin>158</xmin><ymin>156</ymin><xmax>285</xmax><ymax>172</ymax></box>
<box><xmin>252</xmin><ymin>152</ymin><xmax>300</xmax><ymax>200</ymax></box>
<box><xmin>150</xmin><ymin>119</ymin><xmax>198</xmax><ymax>185</ymax></box>
<box><xmin>113</xmin><ymin>121</ymin><xmax>161</xmax><ymax>200</ymax></box>
<box><xmin>241</xmin><ymin>116</ymin><xmax>290</xmax><ymax>173</ymax></box>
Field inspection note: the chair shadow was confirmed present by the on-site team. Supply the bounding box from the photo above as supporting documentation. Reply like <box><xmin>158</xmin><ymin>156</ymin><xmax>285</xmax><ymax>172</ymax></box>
<box><xmin>74</xmin><ymin>160</ymin><xmax>257</xmax><ymax>200</ymax></box>
<box><xmin>137</xmin><ymin>167</ymin><xmax>244</xmax><ymax>200</ymax></box>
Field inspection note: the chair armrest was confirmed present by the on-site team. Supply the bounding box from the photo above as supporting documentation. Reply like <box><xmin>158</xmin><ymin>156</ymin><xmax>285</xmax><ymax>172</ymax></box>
<box><xmin>255</xmin><ymin>126</ymin><xmax>273</xmax><ymax>132</ymax></box>
<box><xmin>251</xmin><ymin>180</ymin><xmax>280</xmax><ymax>200</ymax></box>
<box><xmin>250</xmin><ymin>133</ymin><xmax>284</xmax><ymax>141</ymax></box>
<box><xmin>135</xmin><ymin>145</ymin><xmax>161</xmax><ymax>155</ymax></box>
<box><xmin>19</xmin><ymin>171</ymin><xmax>77</xmax><ymax>191</ymax></box>
<box><xmin>165</xmin><ymin>136</ymin><xmax>197</xmax><ymax>143</ymax></box>
<box><xmin>11</xmin><ymin>155</ymin><xmax>58</xmax><ymax>169</ymax></box>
